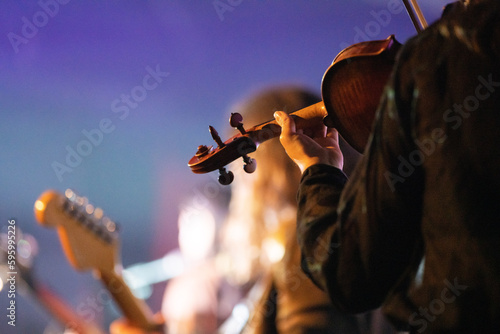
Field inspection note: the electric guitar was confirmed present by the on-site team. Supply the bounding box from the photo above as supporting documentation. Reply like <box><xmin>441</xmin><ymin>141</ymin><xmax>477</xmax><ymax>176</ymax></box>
<box><xmin>33</xmin><ymin>189</ymin><xmax>164</xmax><ymax>332</ymax></box>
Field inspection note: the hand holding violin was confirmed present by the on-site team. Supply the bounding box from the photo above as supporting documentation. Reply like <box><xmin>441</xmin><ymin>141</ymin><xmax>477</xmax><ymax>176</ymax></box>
<box><xmin>274</xmin><ymin>111</ymin><xmax>343</xmax><ymax>173</ymax></box>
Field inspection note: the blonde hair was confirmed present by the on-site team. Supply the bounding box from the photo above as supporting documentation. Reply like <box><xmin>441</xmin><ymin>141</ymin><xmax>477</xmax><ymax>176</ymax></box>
<box><xmin>220</xmin><ymin>86</ymin><xmax>320</xmax><ymax>284</ymax></box>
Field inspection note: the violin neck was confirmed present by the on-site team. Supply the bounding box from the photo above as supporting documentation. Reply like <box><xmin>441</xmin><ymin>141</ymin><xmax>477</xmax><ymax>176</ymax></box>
<box><xmin>246</xmin><ymin>101</ymin><xmax>327</xmax><ymax>146</ymax></box>
<box><xmin>290</xmin><ymin>101</ymin><xmax>328</xmax><ymax>119</ymax></box>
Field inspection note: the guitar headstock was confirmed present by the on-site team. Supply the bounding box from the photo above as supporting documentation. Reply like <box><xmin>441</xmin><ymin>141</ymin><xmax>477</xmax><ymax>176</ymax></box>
<box><xmin>34</xmin><ymin>189</ymin><xmax>119</xmax><ymax>273</ymax></box>
<box><xmin>35</xmin><ymin>190</ymin><xmax>165</xmax><ymax>331</ymax></box>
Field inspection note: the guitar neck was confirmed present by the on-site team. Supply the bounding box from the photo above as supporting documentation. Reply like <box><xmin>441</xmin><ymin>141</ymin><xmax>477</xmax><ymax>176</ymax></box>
<box><xmin>98</xmin><ymin>268</ymin><xmax>163</xmax><ymax>331</ymax></box>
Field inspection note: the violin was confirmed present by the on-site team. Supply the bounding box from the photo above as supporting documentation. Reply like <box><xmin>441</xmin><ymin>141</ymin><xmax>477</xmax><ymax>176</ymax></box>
<box><xmin>188</xmin><ymin>35</ymin><xmax>401</xmax><ymax>184</ymax></box>
<box><xmin>188</xmin><ymin>1</ymin><xmax>428</xmax><ymax>185</ymax></box>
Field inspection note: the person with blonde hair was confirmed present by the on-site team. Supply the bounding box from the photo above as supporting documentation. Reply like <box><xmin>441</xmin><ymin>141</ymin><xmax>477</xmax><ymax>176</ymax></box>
<box><xmin>219</xmin><ymin>86</ymin><xmax>365</xmax><ymax>334</ymax></box>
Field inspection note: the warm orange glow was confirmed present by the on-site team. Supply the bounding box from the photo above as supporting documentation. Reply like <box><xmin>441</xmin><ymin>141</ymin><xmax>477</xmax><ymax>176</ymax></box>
<box><xmin>34</xmin><ymin>190</ymin><xmax>59</xmax><ymax>225</ymax></box>
<box><xmin>262</xmin><ymin>237</ymin><xmax>285</xmax><ymax>264</ymax></box>
<box><xmin>34</xmin><ymin>199</ymin><xmax>46</xmax><ymax>212</ymax></box>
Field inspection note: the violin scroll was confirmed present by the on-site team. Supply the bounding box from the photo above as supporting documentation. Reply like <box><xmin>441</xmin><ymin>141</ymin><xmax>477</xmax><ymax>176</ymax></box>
<box><xmin>189</xmin><ymin>112</ymin><xmax>261</xmax><ymax>185</ymax></box>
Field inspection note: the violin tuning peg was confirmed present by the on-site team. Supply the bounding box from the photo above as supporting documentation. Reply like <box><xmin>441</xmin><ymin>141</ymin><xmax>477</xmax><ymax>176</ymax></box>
<box><xmin>218</xmin><ymin>168</ymin><xmax>234</xmax><ymax>185</ymax></box>
<box><xmin>229</xmin><ymin>113</ymin><xmax>243</xmax><ymax>128</ymax></box>
<box><xmin>242</xmin><ymin>155</ymin><xmax>257</xmax><ymax>174</ymax></box>
<box><xmin>209</xmin><ymin>126</ymin><xmax>225</xmax><ymax>149</ymax></box>
<box><xmin>230</xmin><ymin>113</ymin><xmax>246</xmax><ymax>135</ymax></box>
<box><xmin>195</xmin><ymin>145</ymin><xmax>210</xmax><ymax>157</ymax></box>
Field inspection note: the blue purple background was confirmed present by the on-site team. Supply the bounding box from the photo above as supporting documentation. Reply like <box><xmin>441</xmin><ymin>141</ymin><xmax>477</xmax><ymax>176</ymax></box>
<box><xmin>0</xmin><ymin>1</ymin><xmax>448</xmax><ymax>332</ymax></box>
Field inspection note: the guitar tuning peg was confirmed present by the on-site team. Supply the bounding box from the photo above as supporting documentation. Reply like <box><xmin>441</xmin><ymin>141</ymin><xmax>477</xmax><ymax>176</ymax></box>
<box><xmin>73</xmin><ymin>195</ymin><xmax>87</xmax><ymax>207</ymax></box>
<box><xmin>230</xmin><ymin>113</ymin><xmax>246</xmax><ymax>134</ymax></box>
<box><xmin>85</xmin><ymin>204</ymin><xmax>95</xmax><ymax>215</ymax></box>
<box><xmin>242</xmin><ymin>155</ymin><xmax>257</xmax><ymax>173</ymax></box>
<box><xmin>93</xmin><ymin>207</ymin><xmax>104</xmax><ymax>219</ymax></box>
<box><xmin>103</xmin><ymin>217</ymin><xmax>118</xmax><ymax>233</ymax></box>
<box><xmin>218</xmin><ymin>167</ymin><xmax>234</xmax><ymax>185</ymax></box>
<box><xmin>65</xmin><ymin>189</ymin><xmax>76</xmax><ymax>200</ymax></box>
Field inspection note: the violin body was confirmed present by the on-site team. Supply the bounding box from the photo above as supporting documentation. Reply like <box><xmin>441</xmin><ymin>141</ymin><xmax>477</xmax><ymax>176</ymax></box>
<box><xmin>189</xmin><ymin>35</ymin><xmax>402</xmax><ymax>181</ymax></box>
<box><xmin>322</xmin><ymin>35</ymin><xmax>402</xmax><ymax>152</ymax></box>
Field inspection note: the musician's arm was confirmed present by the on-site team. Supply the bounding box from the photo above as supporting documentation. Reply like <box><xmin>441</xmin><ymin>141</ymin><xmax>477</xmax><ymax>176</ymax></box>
<box><xmin>285</xmin><ymin>39</ymin><xmax>425</xmax><ymax>313</ymax></box>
